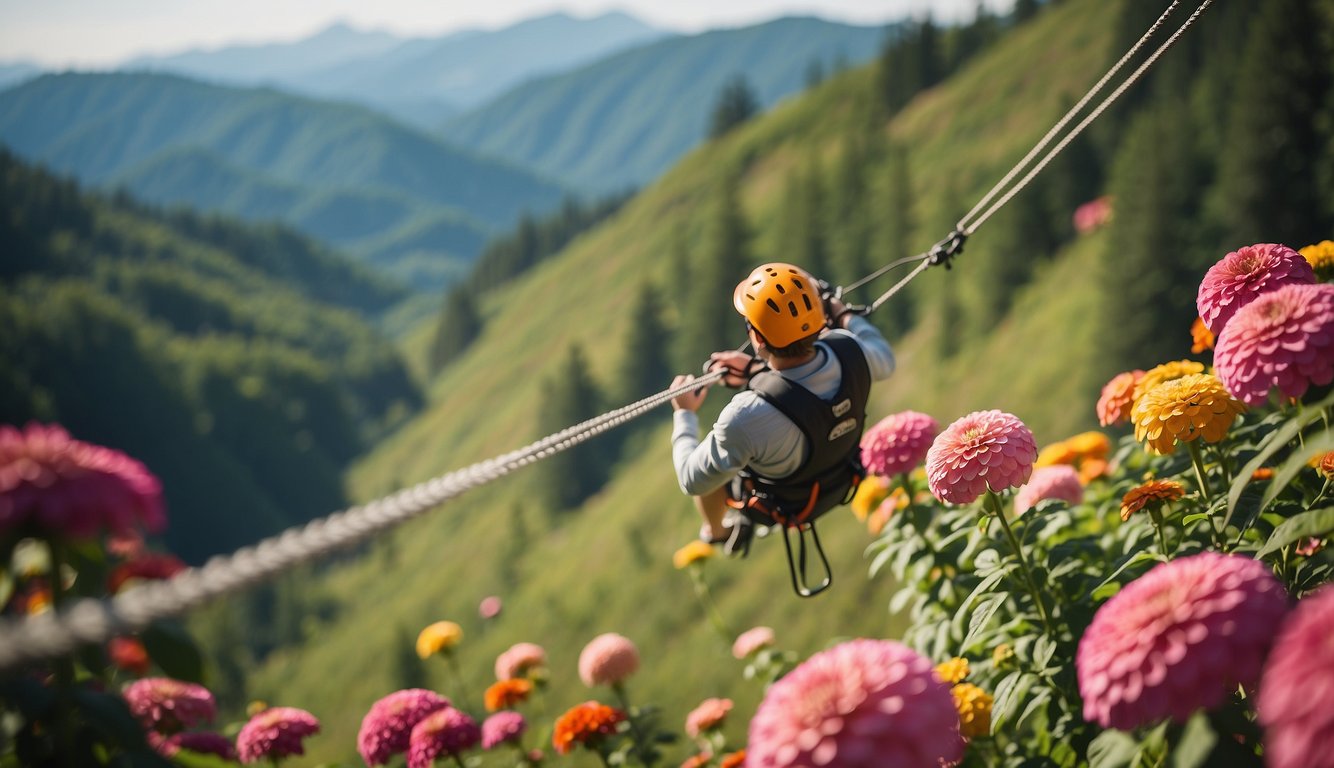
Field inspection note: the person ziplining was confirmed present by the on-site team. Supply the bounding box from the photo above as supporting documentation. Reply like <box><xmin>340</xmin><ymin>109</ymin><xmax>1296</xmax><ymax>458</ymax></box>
<box><xmin>669</xmin><ymin>263</ymin><xmax>896</xmax><ymax>596</ymax></box>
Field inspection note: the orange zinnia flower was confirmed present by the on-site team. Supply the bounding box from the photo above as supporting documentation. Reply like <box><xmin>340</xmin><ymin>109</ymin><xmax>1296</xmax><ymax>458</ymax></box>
<box><xmin>1311</xmin><ymin>451</ymin><xmax>1334</xmax><ymax>481</ymax></box>
<box><xmin>552</xmin><ymin>701</ymin><xmax>625</xmax><ymax>755</ymax></box>
<box><xmin>1098</xmin><ymin>370</ymin><xmax>1146</xmax><ymax>427</ymax></box>
<box><xmin>484</xmin><ymin>678</ymin><xmax>533</xmax><ymax>712</ymax></box>
<box><xmin>681</xmin><ymin>752</ymin><xmax>712</xmax><ymax>768</ymax></box>
<box><xmin>673</xmin><ymin>540</ymin><xmax>715</xmax><ymax>569</ymax></box>
<box><xmin>1120</xmin><ymin>480</ymin><xmax>1186</xmax><ymax>521</ymax></box>
<box><xmin>1066</xmin><ymin>431</ymin><xmax>1111</xmax><ymax>461</ymax></box>
<box><xmin>720</xmin><ymin>750</ymin><xmax>746</xmax><ymax>768</ymax></box>
<box><xmin>1190</xmin><ymin>317</ymin><xmax>1215</xmax><ymax>354</ymax></box>
<box><xmin>1078</xmin><ymin>458</ymin><xmax>1109</xmax><ymax>484</ymax></box>
<box><xmin>1251</xmin><ymin>468</ymin><xmax>1274</xmax><ymax>481</ymax></box>
<box><xmin>1035</xmin><ymin>441</ymin><xmax>1078</xmax><ymax>468</ymax></box>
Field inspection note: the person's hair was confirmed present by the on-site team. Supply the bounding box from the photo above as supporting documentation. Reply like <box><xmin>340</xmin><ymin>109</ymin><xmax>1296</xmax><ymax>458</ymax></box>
<box><xmin>755</xmin><ymin>329</ymin><xmax>818</xmax><ymax>359</ymax></box>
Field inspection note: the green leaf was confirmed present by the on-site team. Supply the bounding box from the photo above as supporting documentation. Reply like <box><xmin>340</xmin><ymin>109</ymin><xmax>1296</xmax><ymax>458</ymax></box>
<box><xmin>1227</xmin><ymin>389</ymin><xmax>1334</xmax><ymax>526</ymax></box>
<box><xmin>1262</xmin><ymin>426</ymin><xmax>1334</xmax><ymax>511</ymax></box>
<box><xmin>889</xmin><ymin>586</ymin><xmax>919</xmax><ymax>614</ymax></box>
<box><xmin>1033</xmin><ymin>635</ymin><xmax>1057</xmax><ymax>670</ymax></box>
<box><xmin>73</xmin><ymin>688</ymin><xmax>148</xmax><ymax>748</ymax></box>
<box><xmin>1182</xmin><ymin>512</ymin><xmax>1213</xmax><ymax>526</ymax></box>
<box><xmin>1016</xmin><ymin>689</ymin><xmax>1051</xmax><ymax>733</ymax></box>
<box><xmin>1169</xmin><ymin>711</ymin><xmax>1217</xmax><ymax>768</ymax></box>
<box><xmin>962</xmin><ymin>593</ymin><xmax>1006</xmax><ymax>652</ymax></box>
<box><xmin>1258</xmin><ymin>506</ymin><xmax>1334</xmax><ymax>558</ymax></box>
<box><xmin>141</xmin><ymin>621</ymin><xmax>205</xmax><ymax>683</ymax></box>
<box><xmin>1090</xmin><ymin>551</ymin><xmax>1164</xmax><ymax>599</ymax></box>
<box><xmin>991</xmin><ymin>672</ymin><xmax>1035</xmax><ymax>732</ymax></box>
<box><xmin>1088</xmin><ymin>730</ymin><xmax>1138</xmax><ymax>768</ymax></box>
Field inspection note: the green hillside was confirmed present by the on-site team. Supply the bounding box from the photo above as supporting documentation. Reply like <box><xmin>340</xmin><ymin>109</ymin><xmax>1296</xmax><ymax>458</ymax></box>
<box><xmin>0</xmin><ymin>150</ymin><xmax>421</xmax><ymax>563</ymax></box>
<box><xmin>211</xmin><ymin>0</ymin><xmax>1137</xmax><ymax>762</ymax></box>
<box><xmin>441</xmin><ymin>17</ymin><xmax>887</xmax><ymax>193</ymax></box>
<box><xmin>0</xmin><ymin>72</ymin><xmax>565</xmax><ymax>289</ymax></box>
<box><xmin>191</xmin><ymin>0</ymin><xmax>1334</xmax><ymax>763</ymax></box>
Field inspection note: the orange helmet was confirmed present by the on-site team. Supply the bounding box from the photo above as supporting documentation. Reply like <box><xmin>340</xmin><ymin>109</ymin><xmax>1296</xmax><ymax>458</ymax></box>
<box><xmin>733</xmin><ymin>263</ymin><xmax>826</xmax><ymax>348</ymax></box>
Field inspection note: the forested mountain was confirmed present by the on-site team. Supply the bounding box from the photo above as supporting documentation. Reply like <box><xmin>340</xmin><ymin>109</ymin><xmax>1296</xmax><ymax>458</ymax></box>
<box><xmin>0</xmin><ymin>150</ymin><xmax>421</xmax><ymax>563</ymax></box>
<box><xmin>124</xmin><ymin>13</ymin><xmax>668</xmax><ymax>128</ymax></box>
<box><xmin>0</xmin><ymin>72</ymin><xmax>567</xmax><ymax>289</ymax></box>
<box><xmin>441</xmin><ymin>16</ymin><xmax>888</xmax><ymax>192</ymax></box>
<box><xmin>0</xmin><ymin>62</ymin><xmax>40</xmax><ymax>90</ymax></box>
<box><xmin>211</xmin><ymin>0</ymin><xmax>1333</xmax><ymax>762</ymax></box>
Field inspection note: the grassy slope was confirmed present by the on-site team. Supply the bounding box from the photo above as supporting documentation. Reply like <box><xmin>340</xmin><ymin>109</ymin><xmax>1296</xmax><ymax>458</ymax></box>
<box><xmin>239</xmin><ymin>0</ymin><xmax>1122</xmax><ymax>763</ymax></box>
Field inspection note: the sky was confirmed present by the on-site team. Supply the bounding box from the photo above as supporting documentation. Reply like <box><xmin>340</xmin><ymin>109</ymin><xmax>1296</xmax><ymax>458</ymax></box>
<box><xmin>0</xmin><ymin>0</ymin><xmax>1012</xmax><ymax>68</ymax></box>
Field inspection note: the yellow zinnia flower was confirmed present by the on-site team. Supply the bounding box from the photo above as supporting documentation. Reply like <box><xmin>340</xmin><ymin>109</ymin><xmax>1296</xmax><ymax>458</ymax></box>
<box><xmin>952</xmin><ymin>683</ymin><xmax>993</xmax><ymax>739</ymax></box>
<box><xmin>936</xmin><ymin>657</ymin><xmax>970</xmax><ymax>684</ymax></box>
<box><xmin>992</xmin><ymin>644</ymin><xmax>1015</xmax><ymax>668</ymax></box>
<box><xmin>1065</xmin><ymin>431</ymin><xmax>1111</xmax><ymax>461</ymax></box>
<box><xmin>1300</xmin><ymin>240</ymin><xmax>1334</xmax><ymax>281</ymax></box>
<box><xmin>1034</xmin><ymin>441</ymin><xmax>1078</xmax><ymax>468</ymax></box>
<box><xmin>416</xmin><ymin>621</ymin><xmax>464</xmax><ymax>659</ymax></box>
<box><xmin>1133</xmin><ymin>360</ymin><xmax>1207</xmax><ymax>406</ymax></box>
<box><xmin>850</xmin><ymin>474</ymin><xmax>891</xmax><ymax>521</ymax></box>
<box><xmin>1190</xmin><ymin>317</ymin><xmax>1215</xmax><ymax>354</ymax></box>
<box><xmin>673</xmin><ymin>540</ymin><xmax>715</xmax><ymax>569</ymax></box>
<box><xmin>1132</xmin><ymin>373</ymin><xmax>1244</xmax><ymax>455</ymax></box>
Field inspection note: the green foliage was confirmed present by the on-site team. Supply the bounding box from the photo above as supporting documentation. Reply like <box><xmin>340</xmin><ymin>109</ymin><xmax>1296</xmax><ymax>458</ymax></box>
<box><xmin>430</xmin><ymin>285</ymin><xmax>483</xmax><ymax>375</ymax></box>
<box><xmin>616</xmin><ymin>281</ymin><xmax>674</xmax><ymax>404</ymax></box>
<box><xmin>708</xmin><ymin>75</ymin><xmax>760</xmax><ymax>140</ymax></box>
<box><xmin>536</xmin><ymin>345</ymin><xmax>613</xmax><ymax>511</ymax></box>
<box><xmin>679</xmin><ymin>171</ymin><xmax>751</xmax><ymax>368</ymax></box>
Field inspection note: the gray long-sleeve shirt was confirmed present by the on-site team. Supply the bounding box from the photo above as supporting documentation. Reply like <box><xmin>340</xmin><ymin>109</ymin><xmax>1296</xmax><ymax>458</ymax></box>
<box><xmin>671</xmin><ymin>316</ymin><xmax>895</xmax><ymax>496</ymax></box>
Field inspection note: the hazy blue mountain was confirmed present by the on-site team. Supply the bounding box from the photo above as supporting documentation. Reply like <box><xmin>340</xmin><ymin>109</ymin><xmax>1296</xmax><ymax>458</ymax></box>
<box><xmin>442</xmin><ymin>17</ymin><xmax>888</xmax><ymax>192</ymax></box>
<box><xmin>119</xmin><ymin>13</ymin><xmax>668</xmax><ymax>128</ymax></box>
<box><xmin>0</xmin><ymin>72</ymin><xmax>562</xmax><ymax>289</ymax></box>
<box><xmin>124</xmin><ymin>22</ymin><xmax>409</xmax><ymax>83</ymax></box>
<box><xmin>0</xmin><ymin>62</ymin><xmax>42</xmax><ymax>91</ymax></box>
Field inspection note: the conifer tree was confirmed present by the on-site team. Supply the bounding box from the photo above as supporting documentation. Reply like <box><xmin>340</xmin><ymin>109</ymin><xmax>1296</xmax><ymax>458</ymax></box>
<box><xmin>774</xmin><ymin>157</ymin><xmax>827</xmax><ymax>280</ymax></box>
<box><xmin>1013</xmin><ymin>0</ymin><xmax>1040</xmax><ymax>24</ymax></box>
<box><xmin>827</xmin><ymin>137</ymin><xmax>876</xmax><ymax>288</ymax></box>
<box><xmin>617</xmin><ymin>280</ymin><xmax>672</xmax><ymax>403</ymax></box>
<box><xmin>394</xmin><ymin>624</ymin><xmax>428</xmax><ymax>690</ymax></box>
<box><xmin>429</xmin><ymin>285</ymin><xmax>482</xmax><ymax>375</ymax></box>
<box><xmin>536</xmin><ymin>344</ymin><xmax>608</xmax><ymax>510</ymax></box>
<box><xmin>709</xmin><ymin>76</ymin><xmax>760</xmax><ymax>139</ymax></box>
<box><xmin>1211</xmin><ymin>0</ymin><xmax>1332</xmax><ymax>247</ymax></box>
<box><xmin>681</xmin><ymin>172</ymin><xmax>750</xmax><ymax>367</ymax></box>
<box><xmin>871</xmin><ymin>142</ymin><xmax>916</xmax><ymax>335</ymax></box>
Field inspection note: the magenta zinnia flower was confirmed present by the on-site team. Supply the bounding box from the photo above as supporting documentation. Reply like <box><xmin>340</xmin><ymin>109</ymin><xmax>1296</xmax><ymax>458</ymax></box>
<box><xmin>0</xmin><ymin>423</ymin><xmax>165</xmax><ymax>539</ymax></box>
<box><xmin>1013</xmin><ymin>464</ymin><xmax>1084</xmax><ymax>515</ymax></box>
<box><xmin>481</xmin><ymin>711</ymin><xmax>527</xmax><ymax>750</ymax></box>
<box><xmin>1213</xmin><ymin>283</ymin><xmax>1334</xmax><ymax>406</ymax></box>
<box><xmin>1077</xmin><ymin>552</ymin><xmax>1288</xmax><ymax>730</ymax></box>
<box><xmin>495</xmin><ymin>642</ymin><xmax>547</xmax><ymax>681</ymax></box>
<box><xmin>732</xmin><ymin>626</ymin><xmax>776</xmax><ymax>659</ymax></box>
<box><xmin>861</xmin><ymin>411</ymin><xmax>940</xmax><ymax>477</ymax></box>
<box><xmin>407</xmin><ymin>707</ymin><xmax>481</xmax><ymax>768</ymax></box>
<box><xmin>1258</xmin><ymin>586</ymin><xmax>1334</xmax><ymax>768</ymax></box>
<box><xmin>150</xmin><ymin>731</ymin><xmax>237</xmax><ymax>760</ymax></box>
<box><xmin>1197</xmin><ymin>243</ymin><xmax>1315</xmax><ymax>334</ymax></box>
<box><xmin>748</xmin><ymin>639</ymin><xmax>962</xmax><ymax>767</ymax></box>
<box><xmin>925</xmin><ymin>410</ymin><xmax>1037</xmax><ymax>504</ymax></box>
<box><xmin>357</xmin><ymin>689</ymin><xmax>451</xmax><ymax>766</ymax></box>
<box><xmin>578</xmin><ymin>632</ymin><xmax>639</xmax><ymax>687</ymax></box>
<box><xmin>236</xmin><ymin>707</ymin><xmax>321</xmax><ymax>764</ymax></box>
<box><xmin>123</xmin><ymin>678</ymin><xmax>217</xmax><ymax>734</ymax></box>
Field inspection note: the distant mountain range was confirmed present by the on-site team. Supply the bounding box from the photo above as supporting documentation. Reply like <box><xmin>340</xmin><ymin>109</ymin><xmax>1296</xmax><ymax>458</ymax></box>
<box><xmin>0</xmin><ymin>72</ymin><xmax>567</xmax><ymax>289</ymax></box>
<box><xmin>121</xmin><ymin>13</ymin><xmax>669</xmax><ymax>128</ymax></box>
<box><xmin>441</xmin><ymin>17</ymin><xmax>888</xmax><ymax>192</ymax></box>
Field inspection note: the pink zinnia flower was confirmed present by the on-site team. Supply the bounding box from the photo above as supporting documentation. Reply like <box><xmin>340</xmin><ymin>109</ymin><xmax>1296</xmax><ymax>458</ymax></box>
<box><xmin>1197</xmin><ymin>243</ymin><xmax>1315</xmax><ymax>334</ymax></box>
<box><xmin>1258</xmin><ymin>586</ymin><xmax>1334</xmax><ymax>768</ymax></box>
<box><xmin>495</xmin><ymin>642</ymin><xmax>547</xmax><ymax>681</ymax></box>
<box><xmin>861</xmin><ymin>411</ymin><xmax>940</xmax><ymax>477</ymax></box>
<box><xmin>108</xmin><ymin>552</ymin><xmax>186</xmax><ymax>594</ymax></box>
<box><xmin>0</xmin><ymin>423</ymin><xmax>165</xmax><ymax>539</ymax></box>
<box><xmin>407</xmin><ymin>707</ymin><xmax>481</xmax><ymax>768</ymax></box>
<box><xmin>236</xmin><ymin>707</ymin><xmax>320</xmax><ymax>764</ymax></box>
<box><xmin>1077</xmin><ymin>552</ymin><xmax>1288</xmax><ymax>730</ymax></box>
<box><xmin>123</xmin><ymin>677</ymin><xmax>217</xmax><ymax>734</ymax></box>
<box><xmin>479</xmin><ymin>595</ymin><xmax>503</xmax><ymax>619</ymax></box>
<box><xmin>732</xmin><ymin>626</ymin><xmax>776</xmax><ymax>659</ymax></box>
<box><xmin>481</xmin><ymin>711</ymin><xmax>527</xmax><ymax>750</ymax></box>
<box><xmin>151</xmin><ymin>731</ymin><xmax>237</xmax><ymax>760</ymax></box>
<box><xmin>925</xmin><ymin>410</ymin><xmax>1037</xmax><ymax>505</ymax></box>
<box><xmin>1214</xmin><ymin>283</ymin><xmax>1334</xmax><ymax>406</ymax></box>
<box><xmin>357</xmin><ymin>689</ymin><xmax>451</xmax><ymax>766</ymax></box>
<box><xmin>1073</xmin><ymin>196</ymin><xmax>1113</xmax><ymax>234</ymax></box>
<box><xmin>578</xmin><ymin>633</ymin><xmax>639</xmax><ymax>687</ymax></box>
<box><xmin>1013</xmin><ymin>465</ymin><xmax>1084</xmax><ymax>515</ymax></box>
<box><xmin>1096</xmin><ymin>370</ymin><xmax>1145</xmax><ymax>427</ymax></box>
<box><xmin>748</xmin><ymin>639</ymin><xmax>963</xmax><ymax>767</ymax></box>
<box><xmin>685</xmin><ymin>698</ymin><xmax>733</xmax><ymax>738</ymax></box>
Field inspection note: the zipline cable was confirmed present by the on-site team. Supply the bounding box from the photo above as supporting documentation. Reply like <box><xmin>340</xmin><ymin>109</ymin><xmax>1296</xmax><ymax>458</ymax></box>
<box><xmin>0</xmin><ymin>0</ymin><xmax>1215</xmax><ymax>669</ymax></box>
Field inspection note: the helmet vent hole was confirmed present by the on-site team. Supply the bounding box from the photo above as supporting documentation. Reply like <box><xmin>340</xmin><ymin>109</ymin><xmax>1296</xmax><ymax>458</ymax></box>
<box><xmin>766</xmin><ymin>299</ymin><xmax>781</xmax><ymax>313</ymax></box>
<box><xmin>788</xmin><ymin>301</ymin><xmax>799</xmax><ymax>317</ymax></box>
<box><xmin>792</xmin><ymin>278</ymin><xmax>805</xmax><ymax>289</ymax></box>
<box><xmin>802</xmin><ymin>295</ymin><xmax>813</xmax><ymax>311</ymax></box>
<box><xmin>775</xmin><ymin>284</ymin><xmax>786</xmax><ymax>295</ymax></box>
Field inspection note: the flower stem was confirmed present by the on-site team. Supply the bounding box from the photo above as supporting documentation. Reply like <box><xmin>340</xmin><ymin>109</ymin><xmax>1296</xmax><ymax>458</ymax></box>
<box><xmin>444</xmin><ymin>652</ymin><xmax>472</xmax><ymax>713</ymax></box>
<box><xmin>612</xmin><ymin>683</ymin><xmax>650</xmax><ymax>767</ymax></box>
<box><xmin>46</xmin><ymin>538</ymin><xmax>76</xmax><ymax>767</ymax></box>
<box><xmin>1186</xmin><ymin>441</ymin><xmax>1224</xmax><ymax>544</ymax></box>
<box><xmin>985</xmin><ymin>492</ymin><xmax>1054</xmax><ymax>635</ymax></box>
<box><xmin>688</xmin><ymin>566</ymin><xmax>731</xmax><ymax>643</ymax></box>
<box><xmin>1149</xmin><ymin>507</ymin><xmax>1172</xmax><ymax>556</ymax></box>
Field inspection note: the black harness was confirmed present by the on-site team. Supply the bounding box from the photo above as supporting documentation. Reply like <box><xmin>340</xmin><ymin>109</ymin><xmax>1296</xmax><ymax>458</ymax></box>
<box><xmin>729</xmin><ymin>334</ymin><xmax>872</xmax><ymax>596</ymax></box>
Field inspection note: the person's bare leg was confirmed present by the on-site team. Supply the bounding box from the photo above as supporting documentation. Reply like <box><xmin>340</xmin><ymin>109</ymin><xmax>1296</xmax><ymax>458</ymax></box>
<box><xmin>693</xmin><ymin>486</ymin><xmax>730</xmax><ymax>541</ymax></box>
